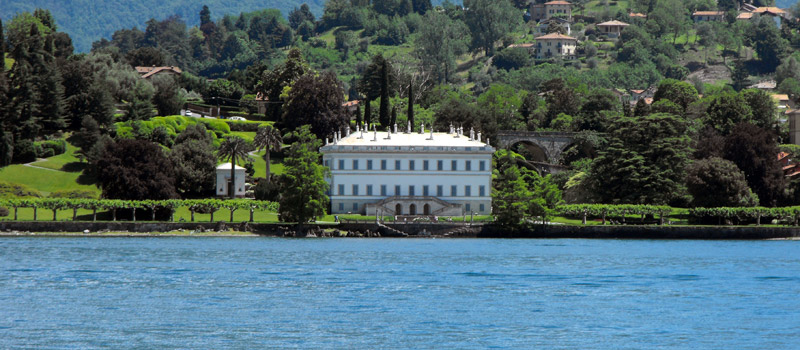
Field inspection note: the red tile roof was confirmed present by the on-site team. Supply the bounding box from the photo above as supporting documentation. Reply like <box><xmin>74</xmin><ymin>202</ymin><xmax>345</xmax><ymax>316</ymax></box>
<box><xmin>692</xmin><ymin>11</ymin><xmax>725</xmax><ymax>16</ymax></box>
<box><xmin>544</xmin><ymin>1</ymin><xmax>571</xmax><ymax>5</ymax></box>
<box><xmin>535</xmin><ymin>33</ymin><xmax>577</xmax><ymax>40</ymax></box>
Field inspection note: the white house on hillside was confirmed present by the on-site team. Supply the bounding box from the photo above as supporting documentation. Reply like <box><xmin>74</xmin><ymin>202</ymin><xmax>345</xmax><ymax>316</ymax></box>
<box><xmin>320</xmin><ymin>124</ymin><xmax>494</xmax><ymax>216</ymax></box>
<box><xmin>216</xmin><ymin>163</ymin><xmax>246</xmax><ymax>198</ymax></box>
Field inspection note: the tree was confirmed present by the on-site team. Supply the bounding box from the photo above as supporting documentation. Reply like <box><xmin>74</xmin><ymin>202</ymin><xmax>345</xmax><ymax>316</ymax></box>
<box><xmin>464</xmin><ymin>0</ymin><xmax>521</xmax><ymax>56</ymax></box>
<box><xmin>653</xmin><ymin>78</ymin><xmax>698</xmax><ymax>112</ymax></box>
<box><xmin>407</xmin><ymin>84</ymin><xmax>415</xmax><ymax>127</ymax></box>
<box><xmin>278</xmin><ymin>125</ymin><xmax>328</xmax><ymax>225</ymax></box>
<box><xmin>705</xmin><ymin>91</ymin><xmax>752</xmax><ymax>135</ymax></box>
<box><xmin>359</xmin><ymin>54</ymin><xmax>396</xmax><ymax>127</ymax></box>
<box><xmin>124</xmin><ymin>79</ymin><xmax>155</xmax><ymax>121</ymax></box>
<box><xmin>590</xmin><ymin>113</ymin><xmax>692</xmax><ymax>205</ymax></box>
<box><xmin>217</xmin><ymin>136</ymin><xmax>252</xmax><ymax>199</ymax></box>
<box><xmin>289</xmin><ymin>4</ymin><xmax>316</xmax><ymax>29</ymax></box>
<box><xmin>687</xmin><ymin>157</ymin><xmax>758</xmax><ymax>207</ymax></box>
<box><xmin>151</xmin><ymin>75</ymin><xmax>185</xmax><ymax>116</ymax></box>
<box><xmin>414</xmin><ymin>10</ymin><xmax>470</xmax><ymax>83</ymax></box>
<box><xmin>94</xmin><ymin>139</ymin><xmax>178</xmax><ymax>200</ymax></box>
<box><xmin>257</xmin><ymin>48</ymin><xmax>309</xmax><ymax>120</ymax></box>
<box><xmin>723</xmin><ymin>123</ymin><xmax>785</xmax><ymax>207</ymax></box>
<box><xmin>492</xmin><ymin>152</ymin><xmax>530</xmax><ymax>227</ymax></box>
<box><xmin>731</xmin><ymin>59</ymin><xmax>749</xmax><ymax>91</ymax></box>
<box><xmin>282</xmin><ymin>71</ymin><xmax>350</xmax><ymax>140</ymax></box>
<box><xmin>170</xmin><ymin>124</ymin><xmax>216</xmax><ymax>198</ymax></box>
<box><xmin>750</xmin><ymin>18</ymin><xmax>787</xmax><ymax>72</ymax></box>
<box><xmin>478</xmin><ymin>84</ymin><xmax>526</xmax><ymax>131</ymax></box>
<box><xmin>253</xmin><ymin>125</ymin><xmax>283</xmax><ymax>183</ymax></box>
<box><xmin>650</xmin><ymin>0</ymin><xmax>688</xmax><ymax>45</ymax></box>
<box><xmin>741</xmin><ymin>89</ymin><xmax>778</xmax><ymax>130</ymax></box>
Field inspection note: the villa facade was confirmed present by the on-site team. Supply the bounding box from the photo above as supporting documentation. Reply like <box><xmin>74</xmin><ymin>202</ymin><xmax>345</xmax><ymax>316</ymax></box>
<box><xmin>534</xmin><ymin>33</ymin><xmax>578</xmax><ymax>59</ymax></box>
<box><xmin>320</xmin><ymin>125</ymin><xmax>494</xmax><ymax>216</ymax></box>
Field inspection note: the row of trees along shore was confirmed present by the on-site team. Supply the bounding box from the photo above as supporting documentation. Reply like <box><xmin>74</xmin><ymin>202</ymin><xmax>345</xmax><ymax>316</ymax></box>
<box><xmin>0</xmin><ymin>198</ymin><xmax>277</xmax><ymax>223</ymax></box>
<box><xmin>559</xmin><ymin>204</ymin><xmax>800</xmax><ymax>226</ymax></box>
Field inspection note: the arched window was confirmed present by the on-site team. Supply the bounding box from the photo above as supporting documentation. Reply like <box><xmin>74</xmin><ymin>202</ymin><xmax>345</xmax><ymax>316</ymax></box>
<box><xmin>410</xmin><ymin>204</ymin><xmax>417</xmax><ymax>215</ymax></box>
<box><xmin>395</xmin><ymin>203</ymin><xmax>402</xmax><ymax>215</ymax></box>
<box><xmin>423</xmin><ymin>204</ymin><xmax>431</xmax><ymax>215</ymax></box>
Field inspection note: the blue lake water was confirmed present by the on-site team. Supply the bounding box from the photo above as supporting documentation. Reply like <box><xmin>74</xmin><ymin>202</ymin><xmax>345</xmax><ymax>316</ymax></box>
<box><xmin>1</xmin><ymin>237</ymin><xmax>798</xmax><ymax>349</ymax></box>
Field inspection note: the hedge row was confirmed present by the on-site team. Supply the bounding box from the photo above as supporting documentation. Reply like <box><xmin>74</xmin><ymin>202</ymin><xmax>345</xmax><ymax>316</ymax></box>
<box><xmin>557</xmin><ymin>204</ymin><xmax>672</xmax><ymax>225</ymax></box>
<box><xmin>0</xmin><ymin>198</ymin><xmax>278</xmax><ymax>223</ymax></box>
<box><xmin>558</xmin><ymin>204</ymin><xmax>800</xmax><ymax>226</ymax></box>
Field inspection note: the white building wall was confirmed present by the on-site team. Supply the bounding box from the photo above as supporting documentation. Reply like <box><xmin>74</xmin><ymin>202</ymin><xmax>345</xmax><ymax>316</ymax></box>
<box><xmin>215</xmin><ymin>167</ymin><xmax>246</xmax><ymax>197</ymax></box>
<box><xmin>322</xmin><ymin>149</ymin><xmax>493</xmax><ymax>215</ymax></box>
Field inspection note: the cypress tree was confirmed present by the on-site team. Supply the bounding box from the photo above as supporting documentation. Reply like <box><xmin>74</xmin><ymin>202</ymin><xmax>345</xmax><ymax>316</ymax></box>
<box><xmin>379</xmin><ymin>59</ymin><xmax>391</xmax><ymax>127</ymax></box>
<box><xmin>355</xmin><ymin>103</ymin><xmax>362</xmax><ymax>126</ymax></box>
<box><xmin>408</xmin><ymin>84</ymin><xmax>414</xmax><ymax>127</ymax></box>
<box><xmin>364</xmin><ymin>98</ymin><xmax>372</xmax><ymax>126</ymax></box>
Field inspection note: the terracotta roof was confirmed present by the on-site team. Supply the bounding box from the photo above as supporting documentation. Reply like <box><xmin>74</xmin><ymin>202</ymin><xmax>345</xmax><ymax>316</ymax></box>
<box><xmin>772</xmin><ymin>94</ymin><xmax>790</xmax><ymax>102</ymax></box>
<box><xmin>643</xmin><ymin>97</ymin><xmax>653</xmax><ymax>105</ymax></box>
<box><xmin>508</xmin><ymin>43</ymin><xmax>536</xmax><ymax>48</ymax></box>
<box><xmin>692</xmin><ymin>11</ymin><xmax>725</xmax><ymax>16</ymax></box>
<box><xmin>753</xmin><ymin>7</ymin><xmax>786</xmax><ymax>15</ymax></box>
<box><xmin>137</xmin><ymin>66</ymin><xmax>182</xmax><ymax>79</ymax></box>
<box><xmin>597</xmin><ymin>20</ymin><xmax>630</xmax><ymax>26</ymax></box>
<box><xmin>342</xmin><ymin>100</ymin><xmax>360</xmax><ymax>108</ymax></box>
<box><xmin>629</xmin><ymin>12</ymin><xmax>647</xmax><ymax>18</ymax></box>
<box><xmin>737</xmin><ymin>12</ymin><xmax>754</xmax><ymax>19</ymax></box>
<box><xmin>535</xmin><ymin>33</ymin><xmax>577</xmax><ymax>40</ymax></box>
<box><xmin>544</xmin><ymin>1</ymin><xmax>571</xmax><ymax>5</ymax></box>
<box><xmin>630</xmin><ymin>89</ymin><xmax>645</xmax><ymax>94</ymax></box>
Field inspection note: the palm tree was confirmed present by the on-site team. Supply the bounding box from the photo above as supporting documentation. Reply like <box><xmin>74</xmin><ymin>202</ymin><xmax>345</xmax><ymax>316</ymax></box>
<box><xmin>218</xmin><ymin>136</ymin><xmax>252</xmax><ymax>199</ymax></box>
<box><xmin>252</xmin><ymin>125</ymin><xmax>283</xmax><ymax>183</ymax></box>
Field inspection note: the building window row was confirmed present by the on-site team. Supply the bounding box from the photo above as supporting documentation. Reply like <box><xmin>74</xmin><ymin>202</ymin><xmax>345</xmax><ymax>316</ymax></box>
<box><xmin>336</xmin><ymin>184</ymin><xmax>486</xmax><ymax>197</ymax></box>
<box><xmin>330</xmin><ymin>159</ymin><xmax>487</xmax><ymax>171</ymax></box>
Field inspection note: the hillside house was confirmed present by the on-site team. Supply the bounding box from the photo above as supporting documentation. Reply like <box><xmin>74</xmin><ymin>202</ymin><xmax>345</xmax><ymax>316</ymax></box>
<box><xmin>534</xmin><ymin>33</ymin><xmax>578</xmax><ymax>59</ymax></box>
<box><xmin>531</xmin><ymin>1</ymin><xmax>573</xmax><ymax>22</ymax></box>
<box><xmin>596</xmin><ymin>20</ymin><xmax>629</xmax><ymax>38</ymax></box>
<box><xmin>692</xmin><ymin>11</ymin><xmax>725</xmax><ymax>22</ymax></box>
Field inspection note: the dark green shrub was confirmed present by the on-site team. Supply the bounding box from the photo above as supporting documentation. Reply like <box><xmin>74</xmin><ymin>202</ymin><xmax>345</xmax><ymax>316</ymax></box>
<box><xmin>12</xmin><ymin>140</ymin><xmax>37</xmax><ymax>163</ymax></box>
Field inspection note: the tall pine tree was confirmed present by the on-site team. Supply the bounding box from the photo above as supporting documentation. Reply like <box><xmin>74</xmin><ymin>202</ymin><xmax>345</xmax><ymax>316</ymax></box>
<box><xmin>379</xmin><ymin>58</ymin><xmax>391</xmax><ymax>126</ymax></box>
<box><xmin>408</xmin><ymin>83</ymin><xmax>414</xmax><ymax>127</ymax></box>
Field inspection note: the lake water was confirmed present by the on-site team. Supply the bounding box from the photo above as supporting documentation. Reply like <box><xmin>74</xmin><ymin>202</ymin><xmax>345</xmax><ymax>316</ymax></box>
<box><xmin>1</xmin><ymin>237</ymin><xmax>798</xmax><ymax>349</ymax></box>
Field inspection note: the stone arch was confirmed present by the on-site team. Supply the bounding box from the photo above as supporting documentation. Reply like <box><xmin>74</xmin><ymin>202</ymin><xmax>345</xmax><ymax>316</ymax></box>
<box><xmin>395</xmin><ymin>203</ymin><xmax>402</xmax><ymax>215</ymax></box>
<box><xmin>409</xmin><ymin>204</ymin><xmax>417</xmax><ymax>215</ymax></box>
<box><xmin>510</xmin><ymin>141</ymin><xmax>550</xmax><ymax>163</ymax></box>
<box><xmin>423</xmin><ymin>204</ymin><xmax>431</xmax><ymax>215</ymax></box>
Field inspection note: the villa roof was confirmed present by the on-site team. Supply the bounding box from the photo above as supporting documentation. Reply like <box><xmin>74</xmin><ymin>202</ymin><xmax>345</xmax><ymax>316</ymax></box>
<box><xmin>508</xmin><ymin>43</ymin><xmax>536</xmax><ymax>48</ymax></box>
<box><xmin>597</xmin><ymin>20</ymin><xmax>629</xmax><ymax>26</ymax></box>
<box><xmin>772</xmin><ymin>94</ymin><xmax>790</xmax><ymax>102</ymax></box>
<box><xmin>325</xmin><ymin>130</ymin><xmax>491</xmax><ymax>149</ymax></box>
<box><xmin>544</xmin><ymin>1</ymin><xmax>571</xmax><ymax>5</ymax></box>
<box><xmin>216</xmin><ymin>163</ymin><xmax>246</xmax><ymax>170</ymax></box>
<box><xmin>692</xmin><ymin>11</ymin><xmax>725</xmax><ymax>16</ymax></box>
<box><xmin>629</xmin><ymin>12</ymin><xmax>647</xmax><ymax>18</ymax></box>
<box><xmin>136</xmin><ymin>66</ymin><xmax>183</xmax><ymax>79</ymax></box>
<box><xmin>737</xmin><ymin>12</ymin><xmax>754</xmax><ymax>19</ymax></box>
<box><xmin>535</xmin><ymin>32</ymin><xmax>577</xmax><ymax>40</ymax></box>
<box><xmin>342</xmin><ymin>100</ymin><xmax>360</xmax><ymax>108</ymax></box>
<box><xmin>753</xmin><ymin>7</ymin><xmax>786</xmax><ymax>15</ymax></box>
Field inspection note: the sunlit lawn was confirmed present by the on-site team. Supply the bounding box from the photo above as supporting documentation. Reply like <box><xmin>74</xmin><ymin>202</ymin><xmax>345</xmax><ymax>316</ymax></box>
<box><xmin>29</xmin><ymin>142</ymin><xmax>83</xmax><ymax>171</ymax></box>
<box><xmin>0</xmin><ymin>164</ymin><xmax>100</xmax><ymax>197</ymax></box>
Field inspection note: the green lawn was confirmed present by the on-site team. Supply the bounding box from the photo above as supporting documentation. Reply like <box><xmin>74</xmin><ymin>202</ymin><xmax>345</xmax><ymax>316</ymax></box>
<box><xmin>0</xmin><ymin>164</ymin><xmax>100</xmax><ymax>197</ymax></box>
<box><xmin>249</xmin><ymin>150</ymin><xmax>285</xmax><ymax>179</ymax></box>
<box><xmin>228</xmin><ymin>131</ymin><xmax>256</xmax><ymax>143</ymax></box>
<box><xmin>29</xmin><ymin>142</ymin><xmax>83</xmax><ymax>171</ymax></box>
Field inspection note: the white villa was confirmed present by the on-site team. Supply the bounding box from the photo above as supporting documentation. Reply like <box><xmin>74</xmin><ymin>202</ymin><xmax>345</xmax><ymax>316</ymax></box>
<box><xmin>216</xmin><ymin>163</ymin><xmax>246</xmax><ymax>198</ymax></box>
<box><xmin>320</xmin><ymin>124</ymin><xmax>494</xmax><ymax>217</ymax></box>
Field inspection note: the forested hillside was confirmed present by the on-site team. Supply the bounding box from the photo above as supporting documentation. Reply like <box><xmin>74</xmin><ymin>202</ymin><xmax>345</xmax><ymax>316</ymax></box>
<box><xmin>0</xmin><ymin>0</ymin><xmax>459</xmax><ymax>52</ymax></box>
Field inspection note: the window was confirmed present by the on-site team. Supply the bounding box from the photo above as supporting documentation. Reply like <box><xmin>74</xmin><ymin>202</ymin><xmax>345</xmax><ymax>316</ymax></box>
<box><xmin>338</xmin><ymin>159</ymin><xmax>345</xmax><ymax>170</ymax></box>
<box><xmin>480</xmin><ymin>161</ymin><xmax>486</xmax><ymax>171</ymax></box>
<box><xmin>479</xmin><ymin>204</ymin><xmax>485</xmax><ymax>212</ymax></box>
<box><xmin>367</xmin><ymin>185</ymin><xmax>373</xmax><ymax>196</ymax></box>
<box><xmin>466</xmin><ymin>160</ymin><xmax>472</xmax><ymax>171</ymax></box>
<box><xmin>338</xmin><ymin>184</ymin><xmax>345</xmax><ymax>195</ymax></box>
<box><xmin>353</xmin><ymin>203</ymin><xmax>358</xmax><ymax>211</ymax></box>
<box><xmin>423</xmin><ymin>185</ymin><xmax>429</xmax><ymax>196</ymax></box>
<box><xmin>465</xmin><ymin>186</ymin><xmax>471</xmax><ymax>197</ymax></box>
<box><xmin>352</xmin><ymin>159</ymin><xmax>359</xmax><ymax>170</ymax></box>
<box><xmin>395</xmin><ymin>160</ymin><xmax>401</xmax><ymax>170</ymax></box>
<box><xmin>381</xmin><ymin>185</ymin><xmax>387</xmax><ymax>196</ymax></box>
<box><xmin>381</xmin><ymin>159</ymin><xmax>387</xmax><ymax>170</ymax></box>
<box><xmin>367</xmin><ymin>160</ymin><xmax>373</xmax><ymax>170</ymax></box>
<box><xmin>437</xmin><ymin>160</ymin><xmax>444</xmax><ymax>170</ymax></box>
<box><xmin>409</xmin><ymin>186</ymin><xmax>415</xmax><ymax>196</ymax></box>
<box><xmin>437</xmin><ymin>185</ymin><xmax>443</xmax><ymax>197</ymax></box>
<box><xmin>452</xmin><ymin>160</ymin><xmax>458</xmax><ymax>171</ymax></box>
<box><xmin>352</xmin><ymin>184</ymin><xmax>359</xmax><ymax>196</ymax></box>
<box><xmin>466</xmin><ymin>204</ymin><xmax>471</xmax><ymax>212</ymax></box>
<box><xmin>451</xmin><ymin>185</ymin><xmax>457</xmax><ymax>196</ymax></box>
<box><xmin>423</xmin><ymin>160</ymin><xmax>429</xmax><ymax>170</ymax></box>
<box><xmin>479</xmin><ymin>185</ymin><xmax>486</xmax><ymax>197</ymax></box>
<box><xmin>409</xmin><ymin>160</ymin><xmax>415</xmax><ymax>170</ymax></box>
<box><xmin>324</xmin><ymin>160</ymin><xmax>329</xmax><ymax>168</ymax></box>
<box><xmin>395</xmin><ymin>185</ymin><xmax>401</xmax><ymax>196</ymax></box>
<box><xmin>338</xmin><ymin>203</ymin><xmax>344</xmax><ymax>211</ymax></box>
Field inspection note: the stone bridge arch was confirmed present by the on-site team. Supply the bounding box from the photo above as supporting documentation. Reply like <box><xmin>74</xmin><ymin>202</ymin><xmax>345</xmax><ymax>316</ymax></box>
<box><xmin>496</xmin><ymin>131</ymin><xmax>580</xmax><ymax>163</ymax></box>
